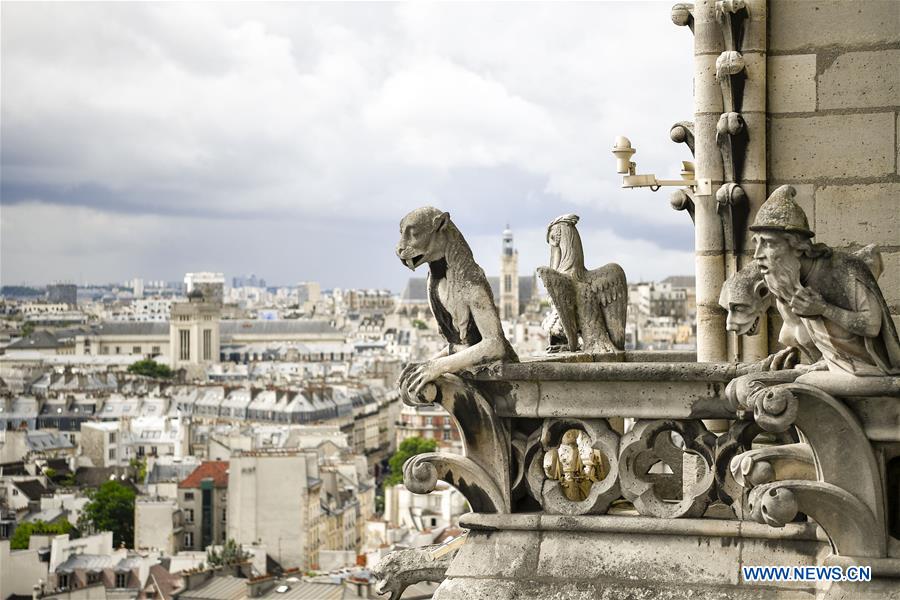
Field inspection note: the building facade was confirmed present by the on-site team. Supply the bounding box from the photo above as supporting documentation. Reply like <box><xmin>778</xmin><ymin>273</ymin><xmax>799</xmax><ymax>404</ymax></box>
<box><xmin>227</xmin><ymin>450</ymin><xmax>322</xmax><ymax>569</ymax></box>
<box><xmin>177</xmin><ymin>461</ymin><xmax>229</xmax><ymax>551</ymax></box>
<box><xmin>169</xmin><ymin>293</ymin><xmax>222</xmax><ymax>376</ymax></box>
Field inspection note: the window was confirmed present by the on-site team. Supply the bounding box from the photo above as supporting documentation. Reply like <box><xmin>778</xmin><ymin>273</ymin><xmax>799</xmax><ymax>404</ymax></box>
<box><xmin>222</xmin><ymin>509</ymin><xmax>227</xmax><ymax>522</ymax></box>
<box><xmin>58</xmin><ymin>574</ymin><xmax>69</xmax><ymax>589</ymax></box>
<box><xmin>108</xmin><ymin>448</ymin><xmax>115</xmax><ymax>460</ymax></box>
<box><xmin>137</xmin><ymin>446</ymin><xmax>145</xmax><ymax>457</ymax></box>
<box><xmin>179</xmin><ymin>329</ymin><xmax>190</xmax><ymax>360</ymax></box>
<box><xmin>12</xmin><ymin>488</ymin><xmax>18</xmax><ymax>496</ymax></box>
<box><xmin>504</xmin><ymin>274</ymin><xmax>512</xmax><ymax>293</ymax></box>
<box><xmin>115</xmin><ymin>573</ymin><xmax>128</xmax><ymax>588</ymax></box>
<box><xmin>184</xmin><ymin>492</ymin><xmax>195</xmax><ymax>501</ymax></box>
<box><xmin>87</xmin><ymin>572</ymin><xmax>101</xmax><ymax>584</ymax></box>
<box><xmin>109</xmin><ymin>432</ymin><xmax>116</xmax><ymax>443</ymax></box>
<box><xmin>184</xmin><ymin>532</ymin><xmax>193</xmax><ymax>547</ymax></box>
<box><xmin>150</xmin><ymin>446</ymin><xmax>158</xmax><ymax>456</ymax></box>
<box><xmin>202</xmin><ymin>329</ymin><xmax>212</xmax><ymax>361</ymax></box>
<box><xmin>132</xmin><ymin>346</ymin><xmax>141</xmax><ymax>354</ymax></box>
<box><xmin>115</xmin><ymin>346</ymin><xmax>121</xmax><ymax>354</ymax></box>
<box><xmin>185</xmin><ymin>508</ymin><xmax>194</xmax><ymax>523</ymax></box>
<box><xmin>443</xmin><ymin>430</ymin><xmax>452</xmax><ymax>441</ymax></box>
<box><xmin>151</xmin><ymin>346</ymin><xmax>160</xmax><ymax>355</ymax></box>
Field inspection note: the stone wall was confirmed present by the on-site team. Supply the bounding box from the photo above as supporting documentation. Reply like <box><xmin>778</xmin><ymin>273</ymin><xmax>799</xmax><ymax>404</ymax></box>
<box><xmin>766</xmin><ymin>0</ymin><xmax>900</xmax><ymax>337</ymax></box>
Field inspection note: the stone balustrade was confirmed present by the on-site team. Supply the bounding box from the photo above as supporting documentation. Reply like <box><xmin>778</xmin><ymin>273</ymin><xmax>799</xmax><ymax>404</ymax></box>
<box><xmin>392</xmin><ymin>354</ymin><xmax>900</xmax><ymax>598</ymax></box>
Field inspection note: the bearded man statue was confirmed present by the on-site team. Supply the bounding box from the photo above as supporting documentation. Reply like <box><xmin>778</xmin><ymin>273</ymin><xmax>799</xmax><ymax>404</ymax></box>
<box><xmin>750</xmin><ymin>185</ymin><xmax>900</xmax><ymax>376</ymax></box>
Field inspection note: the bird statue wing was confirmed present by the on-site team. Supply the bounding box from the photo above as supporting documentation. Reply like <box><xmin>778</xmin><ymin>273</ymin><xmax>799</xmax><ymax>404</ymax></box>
<box><xmin>584</xmin><ymin>263</ymin><xmax>628</xmax><ymax>350</ymax></box>
<box><xmin>537</xmin><ymin>267</ymin><xmax>580</xmax><ymax>352</ymax></box>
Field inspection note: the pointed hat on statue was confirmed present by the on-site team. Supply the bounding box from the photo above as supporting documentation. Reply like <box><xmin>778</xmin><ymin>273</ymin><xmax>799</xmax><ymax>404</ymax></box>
<box><xmin>749</xmin><ymin>185</ymin><xmax>814</xmax><ymax>238</ymax></box>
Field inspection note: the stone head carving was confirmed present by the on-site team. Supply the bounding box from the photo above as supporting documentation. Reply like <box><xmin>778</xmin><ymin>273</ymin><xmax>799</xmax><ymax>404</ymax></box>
<box><xmin>396</xmin><ymin>207</ymin><xmax>454</xmax><ymax>271</ymax></box>
<box><xmin>371</xmin><ymin>544</ymin><xmax>457</xmax><ymax>600</ymax></box>
<box><xmin>719</xmin><ymin>261</ymin><xmax>770</xmax><ymax>336</ymax></box>
<box><xmin>547</xmin><ymin>214</ymin><xmax>587</xmax><ymax>279</ymax></box>
<box><xmin>396</xmin><ymin>208</ymin><xmax>517</xmax><ymax>402</ymax></box>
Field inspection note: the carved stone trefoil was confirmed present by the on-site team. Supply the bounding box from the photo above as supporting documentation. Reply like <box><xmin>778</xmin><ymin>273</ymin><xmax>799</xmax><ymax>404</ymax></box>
<box><xmin>525</xmin><ymin>418</ymin><xmax>620</xmax><ymax>515</ymax></box>
<box><xmin>618</xmin><ymin>419</ymin><xmax>717</xmax><ymax>518</ymax></box>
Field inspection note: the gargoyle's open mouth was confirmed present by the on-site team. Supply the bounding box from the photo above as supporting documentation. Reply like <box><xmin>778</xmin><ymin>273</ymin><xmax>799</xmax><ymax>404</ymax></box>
<box><xmin>373</xmin><ymin>579</ymin><xmax>387</xmax><ymax>595</ymax></box>
<box><xmin>402</xmin><ymin>254</ymin><xmax>425</xmax><ymax>270</ymax></box>
<box><xmin>746</xmin><ymin>315</ymin><xmax>760</xmax><ymax>336</ymax></box>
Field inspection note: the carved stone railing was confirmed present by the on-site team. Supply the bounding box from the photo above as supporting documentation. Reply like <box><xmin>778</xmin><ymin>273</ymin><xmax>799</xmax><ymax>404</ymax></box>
<box><xmin>400</xmin><ymin>355</ymin><xmax>899</xmax><ymax>560</ymax></box>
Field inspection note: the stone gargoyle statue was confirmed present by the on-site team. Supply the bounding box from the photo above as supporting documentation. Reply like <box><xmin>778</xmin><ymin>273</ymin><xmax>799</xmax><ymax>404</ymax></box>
<box><xmin>537</xmin><ymin>214</ymin><xmax>627</xmax><ymax>353</ymax></box>
<box><xmin>371</xmin><ymin>543</ymin><xmax>459</xmax><ymax>600</ymax></box>
<box><xmin>720</xmin><ymin>243</ymin><xmax>885</xmax><ymax>372</ymax></box>
<box><xmin>742</xmin><ymin>184</ymin><xmax>900</xmax><ymax>377</ymax></box>
<box><xmin>396</xmin><ymin>207</ymin><xmax>518</xmax><ymax>401</ymax></box>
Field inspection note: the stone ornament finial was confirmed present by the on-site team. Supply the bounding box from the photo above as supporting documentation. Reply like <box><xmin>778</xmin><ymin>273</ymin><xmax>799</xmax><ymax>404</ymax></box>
<box><xmin>537</xmin><ymin>214</ymin><xmax>627</xmax><ymax>353</ymax></box>
<box><xmin>395</xmin><ymin>207</ymin><xmax>518</xmax><ymax>402</ymax></box>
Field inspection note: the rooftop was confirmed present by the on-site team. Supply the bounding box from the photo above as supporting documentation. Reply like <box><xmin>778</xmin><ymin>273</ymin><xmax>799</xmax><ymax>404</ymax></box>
<box><xmin>14</xmin><ymin>479</ymin><xmax>48</xmax><ymax>501</ymax></box>
<box><xmin>179</xmin><ymin>461</ymin><xmax>229</xmax><ymax>489</ymax></box>
<box><xmin>6</xmin><ymin>331</ymin><xmax>62</xmax><ymax>350</ymax></box>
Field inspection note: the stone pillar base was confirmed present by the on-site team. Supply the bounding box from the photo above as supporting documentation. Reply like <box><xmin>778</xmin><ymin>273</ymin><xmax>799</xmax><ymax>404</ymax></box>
<box><xmin>433</xmin><ymin>513</ymin><xmax>898</xmax><ymax>600</ymax></box>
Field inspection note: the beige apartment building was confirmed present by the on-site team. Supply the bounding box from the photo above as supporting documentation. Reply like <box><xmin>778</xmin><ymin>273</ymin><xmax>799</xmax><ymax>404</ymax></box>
<box><xmin>177</xmin><ymin>461</ymin><xmax>229</xmax><ymax>551</ymax></box>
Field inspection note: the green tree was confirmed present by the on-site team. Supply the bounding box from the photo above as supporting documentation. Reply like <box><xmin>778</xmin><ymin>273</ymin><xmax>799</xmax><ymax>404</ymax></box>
<box><xmin>21</xmin><ymin>321</ymin><xmax>35</xmax><ymax>337</ymax></box>
<box><xmin>127</xmin><ymin>358</ymin><xmax>174</xmax><ymax>379</ymax></box>
<box><xmin>129</xmin><ymin>458</ymin><xmax>147</xmax><ymax>483</ymax></box>
<box><xmin>11</xmin><ymin>520</ymin><xmax>78</xmax><ymax>550</ymax></box>
<box><xmin>411</xmin><ymin>319</ymin><xmax>428</xmax><ymax>330</ymax></box>
<box><xmin>207</xmin><ymin>539</ymin><xmax>251</xmax><ymax>566</ymax></box>
<box><xmin>79</xmin><ymin>481</ymin><xmax>136</xmax><ymax>548</ymax></box>
<box><xmin>384</xmin><ymin>437</ymin><xmax>438</xmax><ymax>487</ymax></box>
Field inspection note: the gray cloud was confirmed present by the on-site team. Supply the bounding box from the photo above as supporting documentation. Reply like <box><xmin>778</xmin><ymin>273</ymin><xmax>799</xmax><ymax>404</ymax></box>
<box><xmin>1</xmin><ymin>2</ymin><xmax>696</xmax><ymax>290</ymax></box>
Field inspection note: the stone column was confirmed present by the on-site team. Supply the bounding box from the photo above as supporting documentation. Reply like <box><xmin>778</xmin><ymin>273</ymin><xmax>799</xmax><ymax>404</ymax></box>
<box><xmin>692</xmin><ymin>0</ymin><xmax>727</xmax><ymax>363</ymax></box>
<box><xmin>691</xmin><ymin>0</ymin><xmax>769</xmax><ymax>364</ymax></box>
<box><xmin>737</xmin><ymin>0</ymin><xmax>769</xmax><ymax>362</ymax></box>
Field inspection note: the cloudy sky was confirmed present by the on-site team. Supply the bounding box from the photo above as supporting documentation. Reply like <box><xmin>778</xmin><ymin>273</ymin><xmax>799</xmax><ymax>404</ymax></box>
<box><xmin>1</xmin><ymin>2</ymin><xmax>696</xmax><ymax>291</ymax></box>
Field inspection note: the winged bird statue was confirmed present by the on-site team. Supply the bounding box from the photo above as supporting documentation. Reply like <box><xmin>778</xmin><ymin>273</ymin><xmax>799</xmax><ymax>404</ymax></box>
<box><xmin>537</xmin><ymin>214</ymin><xmax>627</xmax><ymax>353</ymax></box>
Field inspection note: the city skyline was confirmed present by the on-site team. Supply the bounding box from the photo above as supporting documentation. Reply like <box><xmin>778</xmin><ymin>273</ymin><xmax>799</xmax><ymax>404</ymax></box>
<box><xmin>2</xmin><ymin>2</ymin><xmax>695</xmax><ymax>291</ymax></box>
